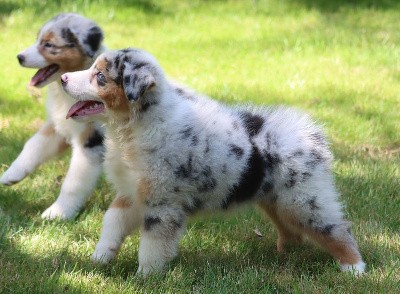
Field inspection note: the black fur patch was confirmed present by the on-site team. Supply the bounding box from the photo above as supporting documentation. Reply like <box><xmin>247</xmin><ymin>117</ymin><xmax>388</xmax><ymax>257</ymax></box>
<box><xmin>113</xmin><ymin>54</ymin><xmax>121</xmax><ymax>69</ymax></box>
<box><xmin>144</xmin><ymin>216</ymin><xmax>161</xmax><ymax>231</ymax></box>
<box><xmin>183</xmin><ymin>197</ymin><xmax>203</xmax><ymax>214</ymax></box>
<box><xmin>306</xmin><ymin>149</ymin><xmax>325</xmax><ymax>169</ymax></box>
<box><xmin>191</xmin><ymin>135</ymin><xmax>199</xmax><ymax>146</ymax></box>
<box><xmin>84</xmin><ymin>130</ymin><xmax>104</xmax><ymax>148</ymax></box>
<box><xmin>180</xmin><ymin>126</ymin><xmax>193</xmax><ymax>140</ymax></box>
<box><xmin>197</xmin><ymin>166</ymin><xmax>217</xmax><ymax>193</ymax></box>
<box><xmin>290</xmin><ymin>149</ymin><xmax>304</xmax><ymax>158</ymax></box>
<box><xmin>229</xmin><ymin>144</ymin><xmax>244</xmax><ymax>159</ymax></box>
<box><xmin>124</xmin><ymin>75</ymin><xmax>130</xmax><ymax>86</ymax></box>
<box><xmin>221</xmin><ymin>164</ymin><xmax>227</xmax><ymax>174</ymax></box>
<box><xmin>84</xmin><ymin>26</ymin><xmax>103</xmax><ymax>56</ymax></box>
<box><xmin>321</xmin><ymin>224</ymin><xmax>336</xmax><ymax>235</ymax></box>
<box><xmin>264</xmin><ymin>151</ymin><xmax>281</xmax><ymax>167</ymax></box>
<box><xmin>308</xmin><ymin>196</ymin><xmax>319</xmax><ymax>210</ymax></box>
<box><xmin>141</xmin><ymin>101</ymin><xmax>158</xmax><ymax>112</ymax></box>
<box><xmin>61</xmin><ymin>28</ymin><xmax>78</xmax><ymax>47</ymax></box>
<box><xmin>204</xmin><ymin>137</ymin><xmax>211</xmax><ymax>154</ymax></box>
<box><xmin>133</xmin><ymin>62</ymin><xmax>148</xmax><ymax>70</ymax></box>
<box><xmin>310</xmin><ymin>132</ymin><xmax>326</xmax><ymax>146</ymax></box>
<box><xmin>262</xmin><ymin>181</ymin><xmax>274</xmax><ymax>193</ymax></box>
<box><xmin>222</xmin><ymin>145</ymin><xmax>266</xmax><ymax>209</ymax></box>
<box><xmin>302</xmin><ymin>172</ymin><xmax>312</xmax><ymax>182</ymax></box>
<box><xmin>171</xmin><ymin>216</ymin><xmax>184</xmax><ymax>230</ymax></box>
<box><xmin>174</xmin><ymin>153</ymin><xmax>193</xmax><ymax>179</ymax></box>
<box><xmin>175</xmin><ymin>87</ymin><xmax>196</xmax><ymax>101</ymax></box>
<box><xmin>240</xmin><ymin>111</ymin><xmax>264</xmax><ymax>137</ymax></box>
<box><xmin>127</xmin><ymin>93</ymin><xmax>136</xmax><ymax>101</ymax></box>
<box><xmin>285</xmin><ymin>168</ymin><xmax>297</xmax><ymax>188</ymax></box>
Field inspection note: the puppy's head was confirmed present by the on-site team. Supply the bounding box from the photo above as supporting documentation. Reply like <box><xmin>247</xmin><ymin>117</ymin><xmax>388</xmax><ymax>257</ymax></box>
<box><xmin>18</xmin><ymin>13</ymin><xmax>104</xmax><ymax>88</ymax></box>
<box><xmin>62</xmin><ymin>48</ymin><xmax>164</xmax><ymax>122</ymax></box>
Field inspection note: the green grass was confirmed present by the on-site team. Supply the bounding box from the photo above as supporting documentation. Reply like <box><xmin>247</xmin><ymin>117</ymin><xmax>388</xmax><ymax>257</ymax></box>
<box><xmin>0</xmin><ymin>0</ymin><xmax>399</xmax><ymax>292</ymax></box>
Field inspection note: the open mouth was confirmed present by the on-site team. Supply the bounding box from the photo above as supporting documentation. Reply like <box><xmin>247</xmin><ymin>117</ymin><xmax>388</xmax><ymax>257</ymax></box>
<box><xmin>66</xmin><ymin>100</ymin><xmax>105</xmax><ymax>119</ymax></box>
<box><xmin>30</xmin><ymin>64</ymin><xmax>60</xmax><ymax>87</ymax></box>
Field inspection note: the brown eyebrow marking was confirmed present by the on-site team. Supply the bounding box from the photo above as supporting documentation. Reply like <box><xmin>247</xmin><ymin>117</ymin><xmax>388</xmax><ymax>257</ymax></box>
<box><xmin>96</xmin><ymin>58</ymin><xmax>108</xmax><ymax>72</ymax></box>
<box><xmin>41</xmin><ymin>31</ymin><xmax>55</xmax><ymax>43</ymax></box>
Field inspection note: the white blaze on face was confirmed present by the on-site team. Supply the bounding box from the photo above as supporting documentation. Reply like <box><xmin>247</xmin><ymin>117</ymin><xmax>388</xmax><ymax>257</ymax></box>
<box><xmin>63</xmin><ymin>69</ymin><xmax>97</xmax><ymax>100</ymax></box>
<box><xmin>18</xmin><ymin>43</ymin><xmax>48</xmax><ymax>68</ymax></box>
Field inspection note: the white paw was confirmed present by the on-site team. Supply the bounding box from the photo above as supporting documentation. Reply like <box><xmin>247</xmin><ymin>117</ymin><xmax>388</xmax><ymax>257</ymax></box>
<box><xmin>41</xmin><ymin>202</ymin><xmax>77</xmax><ymax>220</ymax></box>
<box><xmin>136</xmin><ymin>264</ymin><xmax>154</xmax><ymax>278</ymax></box>
<box><xmin>0</xmin><ymin>166</ymin><xmax>28</xmax><ymax>186</ymax></box>
<box><xmin>91</xmin><ymin>245</ymin><xmax>117</xmax><ymax>264</ymax></box>
<box><xmin>340</xmin><ymin>261</ymin><xmax>366</xmax><ymax>275</ymax></box>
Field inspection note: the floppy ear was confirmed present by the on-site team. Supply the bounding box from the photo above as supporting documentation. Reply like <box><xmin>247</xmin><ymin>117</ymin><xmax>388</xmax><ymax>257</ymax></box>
<box><xmin>123</xmin><ymin>64</ymin><xmax>156</xmax><ymax>102</ymax></box>
<box><xmin>61</xmin><ymin>28</ymin><xmax>80</xmax><ymax>48</ymax></box>
<box><xmin>82</xmin><ymin>26</ymin><xmax>103</xmax><ymax>57</ymax></box>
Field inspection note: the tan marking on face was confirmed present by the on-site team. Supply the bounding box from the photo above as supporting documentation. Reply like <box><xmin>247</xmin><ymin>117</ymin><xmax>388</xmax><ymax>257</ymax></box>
<box><xmin>138</xmin><ymin>178</ymin><xmax>151</xmax><ymax>203</ymax></box>
<box><xmin>110</xmin><ymin>196</ymin><xmax>132</xmax><ymax>209</ymax></box>
<box><xmin>94</xmin><ymin>57</ymin><xmax>130</xmax><ymax>115</ymax></box>
<box><xmin>39</xmin><ymin>31</ymin><xmax>86</xmax><ymax>72</ymax></box>
<box><xmin>39</xmin><ymin>123</ymin><xmax>56</xmax><ymax>136</ymax></box>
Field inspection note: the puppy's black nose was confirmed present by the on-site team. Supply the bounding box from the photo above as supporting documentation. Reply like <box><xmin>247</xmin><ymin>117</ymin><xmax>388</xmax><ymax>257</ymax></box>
<box><xmin>17</xmin><ymin>54</ymin><xmax>25</xmax><ymax>65</ymax></box>
<box><xmin>61</xmin><ymin>74</ymin><xmax>68</xmax><ymax>86</ymax></box>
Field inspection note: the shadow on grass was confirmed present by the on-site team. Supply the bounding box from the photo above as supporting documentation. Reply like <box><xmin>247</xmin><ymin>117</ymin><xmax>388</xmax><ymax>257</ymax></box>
<box><xmin>0</xmin><ymin>1</ymin><xmax>20</xmax><ymax>23</ymax></box>
<box><xmin>289</xmin><ymin>0</ymin><xmax>400</xmax><ymax>12</ymax></box>
<box><xmin>0</xmin><ymin>209</ymin><xmax>395</xmax><ymax>292</ymax></box>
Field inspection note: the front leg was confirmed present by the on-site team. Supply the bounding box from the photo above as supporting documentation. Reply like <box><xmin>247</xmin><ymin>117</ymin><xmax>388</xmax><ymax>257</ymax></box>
<box><xmin>1</xmin><ymin>121</ymin><xmax>68</xmax><ymax>185</ymax></box>
<box><xmin>41</xmin><ymin>141</ymin><xmax>103</xmax><ymax>220</ymax></box>
<box><xmin>92</xmin><ymin>195</ymin><xmax>144</xmax><ymax>263</ymax></box>
<box><xmin>137</xmin><ymin>206</ymin><xmax>186</xmax><ymax>276</ymax></box>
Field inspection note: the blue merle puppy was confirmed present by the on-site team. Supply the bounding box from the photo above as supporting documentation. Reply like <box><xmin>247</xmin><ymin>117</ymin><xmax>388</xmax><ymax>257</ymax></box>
<box><xmin>61</xmin><ymin>48</ymin><xmax>365</xmax><ymax>276</ymax></box>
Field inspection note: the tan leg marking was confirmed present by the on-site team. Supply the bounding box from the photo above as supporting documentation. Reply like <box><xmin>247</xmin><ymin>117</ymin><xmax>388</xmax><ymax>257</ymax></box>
<box><xmin>110</xmin><ymin>196</ymin><xmax>132</xmax><ymax>209</ymax></box>
<box><xmin>258</xmin><ymin>201</ymin><xmax>302</xmax><ymax>252</ymax></box>
<box><xmin>279</xmin><ymin>210</ymin><xmax>362</xmax><ymax>266</ymax></box>
<box><xmin>39</xmin><ymin>123</ymin><xmax>56</xmax><ymax>136</ymax></box>
<box><xmin>79</xmin><ymin>124</ymin><xmax>94</xmax><ymax>145</ymax></box>
<box><xmin>138</xmin><ymin>178</ymin><xmax>151</xmax><ymax>204</ymax></box>
<box><xmin>58</xmin><ymin>140</ymin><xmax>70</xmax><ymax>153</ymax></box>
<box><xmin>305</xmin><ymin>229</ymin><xmax>362</xmax><ymax>265</ymax></box>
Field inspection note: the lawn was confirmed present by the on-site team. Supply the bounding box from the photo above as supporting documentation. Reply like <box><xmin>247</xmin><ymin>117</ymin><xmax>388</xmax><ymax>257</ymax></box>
<box><xmin>0</xmin><ymin>0</ymin><xmax>399</xmax><ymax>292</ymax></box>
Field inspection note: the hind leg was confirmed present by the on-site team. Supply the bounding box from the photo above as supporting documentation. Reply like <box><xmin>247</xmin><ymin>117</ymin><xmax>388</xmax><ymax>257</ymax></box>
<box><xmin>276</xmin><ymin>182</ymin><xmax>365</xmax><ymax>274</ymax></box>
<box><xmin>258</xmin><ymin>201</ymin><xmax>302</xmax><ymax>252</ymax></box>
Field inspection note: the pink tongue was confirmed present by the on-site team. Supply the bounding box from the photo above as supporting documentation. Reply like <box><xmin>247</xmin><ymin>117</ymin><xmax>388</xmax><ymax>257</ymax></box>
<box><xmin>30</xmin><ymin>64</ymin><xmax>60</xmax><ymax>86</ymax></box>
<box><xmin>66</xmin><ymin>101</ymin><xmax>105</xmax><ymax>119</ymax></box>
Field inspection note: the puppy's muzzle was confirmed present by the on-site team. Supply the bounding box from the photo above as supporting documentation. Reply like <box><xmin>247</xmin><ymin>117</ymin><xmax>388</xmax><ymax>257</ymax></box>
<box><xmin>61</xmin><ymin>74</ymin><xmax>68</xmax><ymax>87</ymax></box>
<box><xmin>17</xmin><ymin>54</ymin><xmax>25</xmax><ymax>65</ymax></box>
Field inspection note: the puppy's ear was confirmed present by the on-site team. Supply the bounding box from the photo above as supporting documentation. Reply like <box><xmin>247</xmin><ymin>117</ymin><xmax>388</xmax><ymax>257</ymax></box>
<box><xmin>82</xmin><ymin>26</ymin><xmax>103</xmax><ymax>57</ymax></box>
<box><xmin>123</xmin><ymin>64</ymin><xmax>156</xmax><ymax>102</ymax></box>
<box><xmin>61</xmin><ymin>28</ymin><xmax>80</xmax><ymax>48</ymax></box>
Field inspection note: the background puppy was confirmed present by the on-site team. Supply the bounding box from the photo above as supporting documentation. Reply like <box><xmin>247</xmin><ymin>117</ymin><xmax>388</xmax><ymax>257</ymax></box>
<box><xmin>0</xmin><ymin>13</ymin><xmax>105</xmax><ymax>220</ymax></box>
<box><xmin>62</xmin><ymin>48</ymin><xmax>365</xmax><ymax>276</ymax></box>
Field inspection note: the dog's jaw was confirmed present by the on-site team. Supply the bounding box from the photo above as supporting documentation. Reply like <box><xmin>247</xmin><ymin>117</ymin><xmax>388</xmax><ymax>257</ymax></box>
<box><xmin>62</xmin><ymin>70</ymin><xmax>106</xmax><ymax>122</ymax></box>
<box><xmin>66</xmin><ymin>100</ymin><xmax>105</xmax><ymax>119</ymax></box>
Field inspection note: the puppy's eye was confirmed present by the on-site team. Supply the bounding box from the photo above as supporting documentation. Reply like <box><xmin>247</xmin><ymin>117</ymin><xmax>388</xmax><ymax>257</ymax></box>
<box><xmin>96</xmin><ymin>72</ymin><xmax>106</xmax><ymax>84</ymax></box>
<box><xmin>44</xmin><ymin>42</ymin><xmax>54</xmax><ymax>48</ymax></box>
